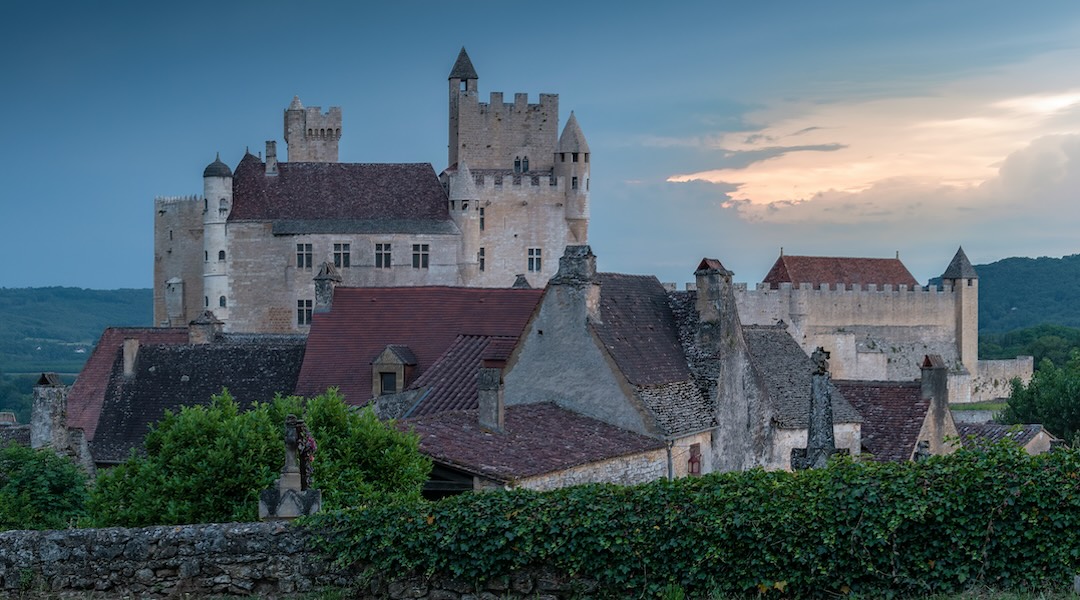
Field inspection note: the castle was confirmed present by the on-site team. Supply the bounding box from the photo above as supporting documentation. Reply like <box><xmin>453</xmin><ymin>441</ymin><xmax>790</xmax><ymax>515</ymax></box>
<box><xmin>154</xmin><ymin>48</ymin><xmax>589</xmax><ymax>333</ymax></box>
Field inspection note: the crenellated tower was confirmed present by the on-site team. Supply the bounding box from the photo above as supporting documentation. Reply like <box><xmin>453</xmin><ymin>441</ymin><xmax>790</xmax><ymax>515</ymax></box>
<box><xmin>940</xmin><ymin>247</ymin><xmax>979</xmax><ymax>375</ymax></box>
<box><xmin>284</xmin><ymin>96</ymin><xmax>342</xmax><ymax>162</ymax></box>
<box><xmin>202</xmin><ymin>154</ymin><xmax>232</xmax><ymax>323</ymax></box>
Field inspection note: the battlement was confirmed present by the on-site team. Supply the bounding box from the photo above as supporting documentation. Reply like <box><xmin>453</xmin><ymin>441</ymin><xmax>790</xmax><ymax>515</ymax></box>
<box><xmin>464</xmin><ymin>91</ymin><xmax>559</xmax><ymax>114</ymax></box>
<box><xmin>294</xmin><ymin>106</ymin><xmax>342</xmax><ymax>139</ymax></box>
<box><xmin>748</xmin><ymin>282</ymin><xmax>954</xmax><ymax>294</ymax></box>
<box><xmin>155</xmin><ymin>195</ymin><xmax>202</xmax><ymax>205</ymax></box>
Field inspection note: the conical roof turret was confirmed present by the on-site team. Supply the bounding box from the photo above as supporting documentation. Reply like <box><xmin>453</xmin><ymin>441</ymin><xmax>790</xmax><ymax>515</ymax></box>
<box><xmin>288</xmin><ymin>95</ymin><xmax>303</xmax><ymax>110</ymax></box>
<box><xmin>557</xmin><ymin>111</ymin><xmax>590</xmax><ymax>153</ymax></box>
<box><xmin>941</xmin><ymin>247</ymin><xmax>978</xmax><ymax>280</ymax></box>
<box><xmin>448</xmin><ymin>47</ymin><xmax>478</xmax><ymax>80</ymax></box>
<box><xmin>448</xmin><ymin>160</ymin><xmax>479</xmax><ymax>200</ymax></box>
<box><xmin>202</xmin><ymin>153</ymin><xmax>232</xmax><ymax>178</ymax></box>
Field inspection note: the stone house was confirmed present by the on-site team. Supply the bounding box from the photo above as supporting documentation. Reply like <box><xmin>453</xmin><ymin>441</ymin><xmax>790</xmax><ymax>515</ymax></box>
<box><xmin>154</xmin><ymin>48</ymin><xmax>589</xmax><ymax>334</ymax></box>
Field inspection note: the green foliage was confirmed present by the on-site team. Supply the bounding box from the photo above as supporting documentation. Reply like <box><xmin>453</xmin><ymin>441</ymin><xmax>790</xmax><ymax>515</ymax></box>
<box><xmin>0</xmin><ymin>371</ymin><xmax>37</xmax><ymax>424</ymax></box>
<box><xmin>0</xmin><ymin>286</ymin><xmax>151</xmax><ymax>375</ymax></box>
<box><xmin>962</xmin><ymin>254</ymin><xmax>1080</xmax><ymax>333</ymax></box>
<box><xmin>0</xmin><ymin>443</ymin><xmax>89</xmax><ymax>530</ymax></box>
<box><xmin>310</xmin><ymin>444</ymin><xmax>1080</xmax><ymax>599</ymax></box>
<box><xmin>89</xmin><ymin>389</ymin><xmax>429</xmax><ymax>527</ymax></box>
<box><xmin>980</xmin><ymin>324</ymin><xmax>1080</xmax><ymax>367</ymax></box>
<box><xmin>999</xmin><ymin>352</ymin><xmax>1080</xmax><ymax>441</ymax></box>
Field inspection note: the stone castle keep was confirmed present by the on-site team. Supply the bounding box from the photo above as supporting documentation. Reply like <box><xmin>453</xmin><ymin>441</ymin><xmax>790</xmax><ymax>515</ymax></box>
<box><xmin>154</xmin><ymin>48</ymin><xmax>589</xmax><ymax>333</ymax></box>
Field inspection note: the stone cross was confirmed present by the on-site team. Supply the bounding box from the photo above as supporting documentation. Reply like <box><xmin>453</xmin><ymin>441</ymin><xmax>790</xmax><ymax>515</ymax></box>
<box><xmin>791</xmin><ymin>347</ymin><xmax>847</xmax><ymax>470</ymax></box>
<box><xmin>260</xmin><ymin>414</ymin><xmax>321</xmax><ymax>521</ymax></box>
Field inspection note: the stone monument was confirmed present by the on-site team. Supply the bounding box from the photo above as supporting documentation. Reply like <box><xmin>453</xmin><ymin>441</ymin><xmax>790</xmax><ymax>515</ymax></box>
<box><xmin>791</xmin><ymin>347</ymin><xmax>848</xmax><ymax>470</ymax></box>
<box><xmin>259</xmin><ymin>415</ymin><xmax>321</xmax><ymax>520</ymax></box>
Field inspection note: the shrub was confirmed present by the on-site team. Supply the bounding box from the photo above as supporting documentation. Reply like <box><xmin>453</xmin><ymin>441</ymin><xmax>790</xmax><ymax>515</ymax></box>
<box><xmin>0</xmin><ymin>443</ymin><xmax>88</xmax><ymax>530</ymax></box>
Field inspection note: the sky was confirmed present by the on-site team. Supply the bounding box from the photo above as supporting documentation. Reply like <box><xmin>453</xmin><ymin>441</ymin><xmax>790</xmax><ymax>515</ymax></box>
<box><xmin>3</xmin><ymin>0</ymin><xmax>1080</xmax><ymax>289</ymax></box>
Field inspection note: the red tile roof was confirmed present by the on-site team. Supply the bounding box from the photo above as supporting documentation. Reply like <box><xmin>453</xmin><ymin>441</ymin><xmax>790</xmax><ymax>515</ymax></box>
<box><xmin>833</xmin><ymin>380</ymin><xmax>928</xmax><ymax>462</ymax></box>
<box><xmin>67</xmin><ymin>327</ymin><xmax>189</xmax><ymax>440</ymax></box>
<box><xmin>405</xmin><ymin>402</ymin><xmax>666</xmax><ymax>483</ymax></box>
<box><xmin>762</xmin><ymin>255</ymin><xmax>919</xmax><ymax>290</ymax></box>
<box><xmin>229</xmin><ymin>153</ymin><xmax>450</xmax><ymax>223</ymax></box>
<box><xmin>405</xmin><ymin>335</ymin><xmax>520</xmax><ymax>417</ymax></box>
<box><xmin>295</xmin><ymin>287</ymin><xmax>543</xmax><ymax>406</ymax></box>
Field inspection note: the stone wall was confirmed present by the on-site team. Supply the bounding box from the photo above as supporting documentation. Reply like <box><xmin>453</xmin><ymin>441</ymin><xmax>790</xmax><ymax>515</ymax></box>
<box><xmin>971</xmin><ymin>357</ymin><xmax>1034</xmax><ymax>403</ymax></box>
<box><xmin>0</xmin><ymin>523</ymin><xmax>601</xmax><ymax>599</ymax></box>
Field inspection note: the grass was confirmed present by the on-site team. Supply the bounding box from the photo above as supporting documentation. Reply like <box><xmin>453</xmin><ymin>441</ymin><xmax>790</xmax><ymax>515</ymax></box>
<box><xmin>950</xmin><ymin>401</ymin><xmax>1007</xmax><ymax>412</ymax></box>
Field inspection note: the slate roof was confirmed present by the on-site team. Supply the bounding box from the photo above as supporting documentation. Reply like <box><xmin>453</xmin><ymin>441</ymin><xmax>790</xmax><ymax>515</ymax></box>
<box><xmin>406</xmin><ymin>402</ymin><xmax>666</xmax><ymax>483</ymax></box>
<box><xmin>941</xmin><ymin>247</ymin><xmax>979</xmax><ymax>280</ymax></box>
<box><xmin>763</xmin><ymin>255</ymin><xmax>919</xmax><ymax>290</ymax></box>
<box><xmin>557</xmin><ymin>112</ymin><xmax>590</xmax><ymax>153</ymax></box>
<box><xmin>0</xmin><ymin>425</ymin><xmax>30</xmax><ymax>448</ymax></box>
<box><xmin>404</xmin><ymin>335</ymin><xmax>520</xmax><ymax>417</ymax></box>
<box><xmin>742</xmin><ymin>325</ymin><xmax>862</xmax><ymax>428</ymax></box>
<box><xmin>957</xmin><ymin>423</ymin><xmax>1049</xmax><ymax>448</ymax></box>
<box><xmin>228</xmin><ymin>154</ymin><xmax>452</xmax><ymax>233</ymax></box>
<box><xmin>295</xmin><ymin>286</ymin><xmax>543</xmax><ymax>406</ymax></box>
<box><xmin>448</xmin><ymin>47</ymin><xmax>478</xmax><ymax>80</ymax></box>
<box><xmin>833</xmin><ymin>380</ymin><xmax>927</xmax><ymax>462</ymax></box>
<box><xmin>91</xmin><ymin>338</ymin><xmax>306</xmax><ymax>463</ymax></box>
<box><xmin>67</xmin><ymin>327</ymin><xmax>190</xmax><ymax>441</ymax></box>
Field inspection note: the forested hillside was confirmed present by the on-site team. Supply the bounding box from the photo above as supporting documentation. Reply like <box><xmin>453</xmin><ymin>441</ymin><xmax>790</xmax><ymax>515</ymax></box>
<box><xmin>968</xmin><ymin>254</ymin><xmax>1080</xmax><ymax>333</ymax></box>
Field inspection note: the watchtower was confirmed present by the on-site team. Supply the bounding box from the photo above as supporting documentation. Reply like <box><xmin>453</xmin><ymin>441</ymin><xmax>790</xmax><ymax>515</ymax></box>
<box><xmin>283</xmin><ymin>96</ymin><xmax>342</xmax><ymax>162</ymax></box>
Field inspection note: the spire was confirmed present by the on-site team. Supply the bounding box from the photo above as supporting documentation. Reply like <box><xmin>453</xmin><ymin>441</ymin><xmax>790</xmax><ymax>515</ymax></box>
<box><xmin>448</xmin><ymin>160</ymin><xmax>478</xmax><ymax>200</ymax></box>
<box><xmin>941</xmin><ymin>247</ymin><xmax>978</xmax><ymax>280</ymax></box>
<box><xmin>448</xmin><ymin>47</ymin><xmax>478</xmax><ymax>80</ymax></box>
<box><xmin>288</xmin><ymin>95</ymin><xmax>303</xmax><ymax>110</ymax></box>
<box><xmin>557</xmin><ymin>111</ymin><xmax>590</xmax><ymax>153</ymax></box>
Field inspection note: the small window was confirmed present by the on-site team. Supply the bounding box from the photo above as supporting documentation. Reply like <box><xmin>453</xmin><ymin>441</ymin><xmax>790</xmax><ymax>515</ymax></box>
<box><xmin>334</xmin><ymin>243</ymin><xmax>351</xmax><ymax>268</ymax></box>
<box><xmin>218</xmin><ymin>250</ymin><xmax>225</xmax><ymax>261</ymax></box>
<box><xmin>522</xmin><ymin>156</ymin><xmax>529</xmax><ymax>172</ymax></box>
<box><xmin>169</xmin><ymin>230</ymin><xmax>173</xmax><ymax>241</ymax></box>
<box><xmin>528</xmin><ymin>248</ymin><xmax>542</xmax><ymax>272</ymax></box>
<box><xmin>204</xmin><ymin>296</ymin><xmax>209</xmax><ymax>307</ymax></box>
<box><xmin>380</xmin><ymin>372</ymin><xmax>397</xmax><ymax>395</ymax></box>
<box><xmin>478</xmin><ymin>247</ymin><xmax>486</xmax><ymax>272</ymax></box>
<box><xmin>375</xmin><ymin>243</ymin><xmax>391</xmax><ymax>268</ymax></box>
<box><xmin>412</xmin><ymin>244</ymin><xmax>430</xmax><ymax>269</ymax></box>
<box><xmin>560</xmin><ymin>153</ymin><xmax>566</xmax><ymax>163</ymax></box>
<box><xmin>514</xmin><ymin>157</ymin><xmax>522</xmax><ymax>173</ymax></box>
<box><xmin>572</xmin><ymin>176</ymin><xmax>578</xmax><ymax>190</ymax></box>
<box><xmin>204</xmin><ymin>251</ymin><xmax>208</xmax><ymax>262</ymax></box>
<box><xmin>218</xmin><ymin>295</ymin><xmax>227</xmax><ymax>308</ymax></box>
<box><xmin>584</xmin><ymin>154</ymin><xmax>589</xmax><ymax>163</ymax></box>
<box><xmin>688</xmin><ymin>443</ymin><xmax>702</xmax><ymax>476</ymax></box>
<box><xmin>297</xmin><ymin>299</ymin><xmax>313</xmax><ymax>325</ymax></box>
<box><xmin>296</xmin><ymin>243</ymin><xmax>313</xmax><ymax>269</ymax></box>
<box><xmin>479</xmin><ymin>207</ymin><xmax>485</xmax><ymax>231</ymax></box>
<box><xmin>572</xmin><ymin>152</ymin><xmax>579</xmax><ymax>163</ymax></box>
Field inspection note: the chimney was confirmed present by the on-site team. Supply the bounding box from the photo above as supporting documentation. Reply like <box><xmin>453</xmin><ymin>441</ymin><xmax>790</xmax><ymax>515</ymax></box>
<box><xmin>189</xmin><ymin>310</ymin><xmax>224</xmax><ymax>345</ymax></box>
<box><xmin>266</xmin><ymin>140</ymin><xmax>278</xmax><ymax>176</ymax></box>
<box><xmin>694</xmin><ymin>258</ymin><xmax>733</xmax><ymax>323</ymax></box>
<box><xmin>314</xmin><ymin>262</ymin><xmax>342</xmax><ymax>313</ymax></box>
<box><xmin>31</xmin><ymin>373</ymin><xmax>68</xmax><ymax>451</ymax></box>
<box><xmin>122</xmin><ymin>337</ymin><xmax>140</xmax><ymax>376</ymax></box>
<box><xmin>920</xmin><ymin>354</ymin><xmax>950</xmax><ymax>454</ymax></box>
<box><xmin>477</xmin><ymin>363</ymin><xmax>505</xmax><ymax>432</ymax></box>
<box><xmin>549</xmin><ymin>245</ymin><xmax>601</xmax><ymax>322</ymax></box>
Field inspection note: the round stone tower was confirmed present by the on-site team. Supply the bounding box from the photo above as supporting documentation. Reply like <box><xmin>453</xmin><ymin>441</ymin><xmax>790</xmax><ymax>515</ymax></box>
<box><xmin>202</xmin><ymin>153</ymin><xmax>232</xmax><ymax>323</ymax></box>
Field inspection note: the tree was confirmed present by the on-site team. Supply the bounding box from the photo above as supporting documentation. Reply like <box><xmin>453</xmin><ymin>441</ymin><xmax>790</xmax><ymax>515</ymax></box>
<box><xmin>998</xmin><ymin>351</ymin><xmax>1080</xmax><ymax>441</ymax></box>
<box><xmin>89</xmin><ymin>389</ymin><xmax>430</xmax><ymax>527</ymax></box>
<box><xmin>0</xmin><ymin>443</ymin><xmax>89</xmax><ymax>531</ymax></box>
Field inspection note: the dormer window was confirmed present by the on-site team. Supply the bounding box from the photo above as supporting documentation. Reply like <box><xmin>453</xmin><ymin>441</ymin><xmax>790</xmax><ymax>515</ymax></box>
<box><xmin>371</xmin><ymin>345</ymin><xmax>417</xmax><ymax>398</ymax></box>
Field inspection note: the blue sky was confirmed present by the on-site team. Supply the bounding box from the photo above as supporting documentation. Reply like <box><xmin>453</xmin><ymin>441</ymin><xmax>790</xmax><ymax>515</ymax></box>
<box><xmin>3</xmin><ymin>1</ymin><xmax>1080</xmax><ymax>289</ymax></box>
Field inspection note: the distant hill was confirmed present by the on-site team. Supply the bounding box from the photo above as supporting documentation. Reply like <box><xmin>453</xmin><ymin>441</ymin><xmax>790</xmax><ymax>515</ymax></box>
<box><xmin>0</xmin><ymin>287</ymin><xmax>152</xmax><ymax>374</ymax></box>
<box><xmin>965</xmin><ymin>254</ymin><xmax>1080</xmax><ymax>333</ymax></box>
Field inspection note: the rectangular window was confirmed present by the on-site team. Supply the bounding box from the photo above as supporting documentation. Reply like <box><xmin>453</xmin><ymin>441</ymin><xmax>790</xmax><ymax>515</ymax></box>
<box><xmin>379</xmin><ymin>372</ymin><xmax>397</xmax><ymax>395</ymax></box>
<box><xmin>333</xmin><ymin>243</ymin><xmax>351</xmax><ymax>268</ymax></box>
<box><xmin>688</xmin><ymin>443</ymin><xmax>702</xmax><ymax>476</ymax></box>
<box><xmin>375</xmin><ymin>243</ymin><xmax>391</xmax><ymax>269</ymax></box>
<box><xmin>528</xmin><ymin>247</ymin><xmax>542</xmax><ymax>272</ymax></box>
<box><xmin>572</xmin><ymin>152</ymin><xmax>579</xmax><ymax>163</ymax></box>
<box><xmin>412</xmin><ymin>243</ymin><xmax>429</xmax><ymax>269</ymax></box>
<box><xmin>479</xmin><ymin>207</ymin><xmax>485</xmax><ymax>231</ymax></box>
<box><xmin>478</xmin><ymin>247</ymin><xmax>486</xmax><ymax>272</ymax></box>
<box><xmin>571</xmin><ymin>176</ymin><xmax>578</xmax><ymax>190</ymax></box>
<box><xmin>297</xmin><ymin>299</ymin><xmax>313</xmax><ymax>326</ymax></box>
<box><xmin>296</xmin><ymin>243</ymin><xmax>312</xmax><ymax>269</ymax></box>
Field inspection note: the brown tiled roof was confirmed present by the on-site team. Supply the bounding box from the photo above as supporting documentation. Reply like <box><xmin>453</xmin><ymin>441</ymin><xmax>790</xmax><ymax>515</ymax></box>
<box><xmin>833</xmin><ymin>380</ymin><xmax>927</xmax><ymax>462</ymax></box>
<box><xmin>406</xmin><ymin>402</ymin><xmax>666</xmax><ymax>483</ymax></box>
<box><xmin>762</xmin><ymin>255</ymin><xmax>919</xmax><ymax>290</ymax></box>
<box><xmin>295</xmin><ymin>287</ymin><xmax>543</xmax><ymax>406</ymax></box>
<box><xmin>957</xmin><ymin>423</ymin><xmax>1048</xmax><ymax>448</ymax></box>
<box><xmin>405</xmin><ymin>335</ymin><xmax>520</xmax><ymax>417</ymax></box>
<box><xmin>91</xmin><ymin>338</ymin><xmax>306</xmax><ymax>463</ymax></box>
<box><xmin>67</xmin><ymin>327</ymin><xmax>189</xmax><ymax>441</ymax></box>
<box><xmin>228</xmin><ymin>154</ymin><xmax>452</xmax><ymax>230</ymax></box>
<box><xmin>593</xmin><ymin>273</ymin><xmax>691</xmax><ymax>385</ymax></box>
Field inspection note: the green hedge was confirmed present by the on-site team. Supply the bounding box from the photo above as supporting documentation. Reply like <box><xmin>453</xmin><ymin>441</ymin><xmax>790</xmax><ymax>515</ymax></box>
<box><xmin>309</xmin><ymin>443</ymin><xmax>1080</xmax><ymax>598</ymax></box>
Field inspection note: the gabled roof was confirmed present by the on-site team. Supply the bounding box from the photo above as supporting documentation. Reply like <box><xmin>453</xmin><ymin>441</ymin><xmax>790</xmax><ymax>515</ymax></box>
<box><xmin>228</xmin><ymin>154</ymin><xmax>452</xmax><ymax>234</ymax></box>
<box><xmin>406</xmin><ymin>402</ymin><xmax>665</xmax><ymax>484</ymax></box>
<box><xmin>940</xmin><ymin>247</ymin><xmax>978</xmax><ymax>280</ymax></box>
<box><xmin>91</xmin><ymin>338</ymin><xmax>306</xmax><ymax>463</ymax></box>
<box><xmin>404</xmin><ymin>335</ymin><xmax>520</xmax><ymax>417</ymax></box>
<box><xmin>557</xmin><ymin>112</ymin><xmax>589</xmax><ymax>154</ymax></box>
<box><xmin>957</xmin><ymin>422</ymin><xmax>1049</xmax><ymax>448</ymax></box>
<box><xmin>448</xmin><ymin>47</ymin><xmax>479</xmax><ymax>80</ymax></box>
<box><xmin>762</xmin><ymin>255</ymin><xmax>918</xmax><ymax>290</ymax></box>
<box><xmin>295</xmin><ymin>286</ymin><xmax>543</xmax><ymax>406</ymax></box>
<box><xmin>833</xmin><ymin>380</ymin><xmax>927</xmax><ymax>462</ymax></box>
<box><xmin>68</xmin><ymin>327</ymin><xmax>190</xmax><ymax>440</ymax></box>
<box><xmin>742</xmin><ymin>325</ymin><xmax>862</xmax><ymax>428</ymax></box>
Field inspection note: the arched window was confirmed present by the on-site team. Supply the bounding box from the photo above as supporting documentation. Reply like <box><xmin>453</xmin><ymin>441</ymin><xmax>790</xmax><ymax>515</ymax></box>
<box><xmin>308</xmin><ymin>128</ymin><xmax>313</xmax><ymax>136</ymax></box>
<box><xmin>522</xmin><ymin>156</ymin><xmax>529</xmax><ymax>172</ymax></box>
<box><xmin>218</xmin><ymin>250</ymin><xmax>225</xmax><ymax>261</ymax></box>
<box><xmin>219</xmin><ymin>296</ymin><xmax>227</xmax><ymax>308</ymax></box>
<box><xmin>514</xmin><ymin>157</ymin><xmax>521</xmax><ymax>173</ymax></box>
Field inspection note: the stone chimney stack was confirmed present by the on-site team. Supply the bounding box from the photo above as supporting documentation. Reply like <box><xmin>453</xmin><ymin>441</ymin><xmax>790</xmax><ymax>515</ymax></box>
<box><xmin>123</xmin><ymin>338</ymin><xmax>140</xmax><ymax>376</ymax></box>
<box><xmin>694</xmin><ymin>258</ymin><xmax>733</xmax><ymax>323</ymax></box>
<box><xmin>477</xmin><ymin>363</ymin><xmax>505</xmax><ymax>432</ymax></box>
<box><xmin>314</xmin><ymin>262</ymin><xmax>343</xmax><ymax>313</ymax></box>
<box><xmin>920</xmin><ymin>354</ymin><xmax>952</xmax><ymax>455</ymax></box>
<box><xmin>31</xmin><ymin>373</ymin><xmax>67</xmax><ymax>451</ymax></box>
<box><xmin>189</xmin><ymin>311</ymin><xmax>224</xmax><ymax>345</ymax></box>
<box><xmin>549</xmin><ymin>245</ymin><xmax>600</xmax><ymax>323</ymax></box>
<box><xmin>266</xmin><ymin>140</ymin><xmax>278</xmax><ymax>176</ymax></box>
